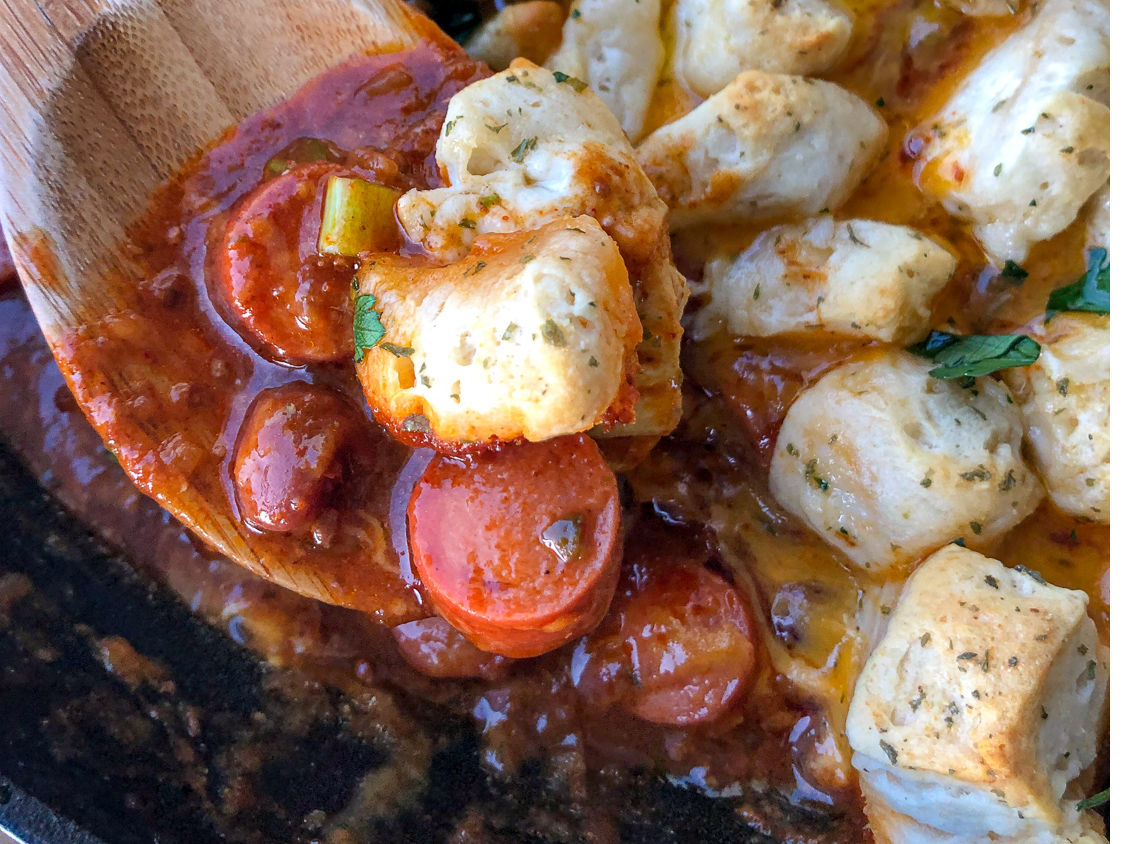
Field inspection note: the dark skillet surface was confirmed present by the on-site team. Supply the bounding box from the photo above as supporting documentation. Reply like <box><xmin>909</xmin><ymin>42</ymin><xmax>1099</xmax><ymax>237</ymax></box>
<box><xmin>1</xmin><ymin>433</ymin><xmax>834</xmax><ymax>844</ymax></box>
<box><xmin>0</xmin><ymin>5</ymin><xmax>840</xmax><ymax>841</ymax></box>
<box><xmin>0</xmin><ymin>427</ymin><xmax>806</xmax><ymax>844</ymax></box>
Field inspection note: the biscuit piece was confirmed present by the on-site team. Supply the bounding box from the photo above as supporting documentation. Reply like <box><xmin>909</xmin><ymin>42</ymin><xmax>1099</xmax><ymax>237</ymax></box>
<box><xmin>548</xmin><ymin>0</ymin><xmax>663</xmax><ymax>142</ymax></box>
<box><xmin>769</xmin><ymin>350</ymin><xmax>1042</xmax><ymax>572</ymax></box>
<box><xmin>1004</xmin><ymin>313</ymin><xmax>1109</xmax><ymax>522</ymax></box>
<box><xmin>637</xmin><ymin>71</ymin><xmax>886</xmax><ymax>229</ymax></box>
<box><xmin>694</xmin><ymin>217</ymin><xmax>956</xmax><ymax>343</ymax></box>
<box><xmin>672</xmin><ymin>0</ymin><xmax>852</xmax><ymax>97</ymax></box>
<box><xmin>355</xmin><ymin>218</ymin><xmax>642</xmax><ymax>445</ymax></box>
<box><xmin>847</xmin><ymin>545</ymin><xmax>1108</xmax><ymax>842</ymax></box>
<box><xmin>862</xmin><ymin>785</ymin><xmax>1109</xmax><ymax>843</ymax></box>
<box><xmin>463</xmin><ymin>2</ymin><xmax>566</xmax><ymax>70</ymax></box>
<box><xmin>396</xmin><ymin>59</ymin><xmax>663</xmax><ymax>263</ymax></box>
<box><xmin>397</xmin><ymin>60</ymin><xmax>688</xmax><ymax>440</ymax></box>
<box><xmin>914</xmin><ymin>0</ymin><xmax>1108</xmax><ymax>263</ymax></box>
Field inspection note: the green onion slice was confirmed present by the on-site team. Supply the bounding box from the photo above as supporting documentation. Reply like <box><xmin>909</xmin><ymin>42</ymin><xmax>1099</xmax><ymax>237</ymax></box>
<box><xmin>319</xmin><ymin>176</ymin><xmax>401</xmax><ymax>258</ymax></box>
<box><xmin>264</xmin><ymin>137</ymin><xmax>343</xmax><ymax>176</ymax></box>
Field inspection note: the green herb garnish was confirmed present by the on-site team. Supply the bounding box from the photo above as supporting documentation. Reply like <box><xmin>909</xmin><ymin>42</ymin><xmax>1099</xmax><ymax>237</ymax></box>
<box><xmin>541</xmin><ymin>319</ymin><xmax>567</xmax><ymax>347</ymax></box>
<box><xmin>1077</xmin><ymin>788</ymin><xmax>1109</xmax><ymax>811</ymax></box>
<box><xmin>353</xmin><ymin>294</ymin><xmax>386</xmax><ymax>362</ymax></box>
<box><xmin>379</xmin><ymin>342</ymin><xmax>414</xmax><ymax>358</ymax></box>
<box><xmin>909</xmin><ymin>331</ymin><xmax>1040</xmax><ymax>379</ymax></box>
<box><xmin>1014</xmin><ymin>564</ymin><xmax>1046</xmax><ymax>585</ymax></box>
<box><xmin>552</xmin><ymin>71</ymin><xmax>589</xmax><ymax>92</ymax></box>
<box><xmin>1000</xmin><ymin>260</ymin><xmax>1029</xmax><ymax>283</ymax></box>
<box><xmin>1046</xmin><ymin>247</ymin><xmax>1109</xmax><ymax>320</ymax></box>
<box><xmin>510</xmin><ymin>136</ymin><xmax>539</xmax><ymax>163</ymax></box>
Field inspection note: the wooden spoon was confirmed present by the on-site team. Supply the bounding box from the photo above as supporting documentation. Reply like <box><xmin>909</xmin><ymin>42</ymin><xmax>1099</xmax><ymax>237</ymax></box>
<box><xmin>0</xmin><ymin>0</ymin><xmax>455</xmax><ymax>620</ymax></box>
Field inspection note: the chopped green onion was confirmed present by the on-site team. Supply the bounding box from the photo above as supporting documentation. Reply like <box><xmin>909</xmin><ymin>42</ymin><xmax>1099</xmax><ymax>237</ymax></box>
<box><xmin>909</xmin><ymin>331</ymin><xmax>1041</xmax><ymax>379</ymax></box>
<box><xmin>318</xmin><ymin>176</ymin><xmax>401</xmax><ymax>257</ymax></box>
<box><xmin>1046</xmin><ymin>248</ymin><xmax>1109</xmax><ymax>320</ymax></box>
<box><xmin>264</xmin><ymin>136</ymin><xmax>342</xmax><ymax>176</ymax></box>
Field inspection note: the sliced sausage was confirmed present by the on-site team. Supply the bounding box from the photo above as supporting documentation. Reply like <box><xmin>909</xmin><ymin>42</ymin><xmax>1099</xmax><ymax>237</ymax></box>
<box><xmin>392</xmin><ymin>616</ymin><xmax>509</xmax><ymax>680</ymax></box>
<box><xmin>214</xmin><ymin>162</ymin><xmax>355</xmax><ymax>363</ymax></box>
<box><xmin>233</xmin><ymin>382</ymin><xmax>364</xmax><ymax>533</ymax></box>
<box><xmin>407</xmin><ymin>433</ymin><xmax>621</xmax><ymax>658</ymax></box>
<box><xmin>617</xmin><ymin>561</ymin><xmax>757</xmax><ymax>726</ymax></box>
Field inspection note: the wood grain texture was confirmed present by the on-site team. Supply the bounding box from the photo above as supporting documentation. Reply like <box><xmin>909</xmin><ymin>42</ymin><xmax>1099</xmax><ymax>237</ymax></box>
<box><xmin>0</xmin><ymin>0</ymin><xmax>438</xmax><ymax>611</ymax></box>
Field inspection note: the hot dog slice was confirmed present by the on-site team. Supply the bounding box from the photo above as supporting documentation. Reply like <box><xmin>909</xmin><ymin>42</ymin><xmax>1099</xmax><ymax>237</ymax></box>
<box><xmin>407</xmin><ymin>434</ymin><xmax>621</xmax><ymax>658</ymax></box>
<box><xmin>214</xmin><ymin>162</ymin><xmax>355</xmax><ymax>363</ymax></box>
<box><xmin>392</xmin><ymin>616</ymin><xmax>509</xmax><ymax>680</ymax></box>
<box><xmin>233</xmin><ymin>383</ymin><xmax>362</xmax><ymax>533</ymax></box>
<box><xmin>618</xmin><ymin>562</ymin><xmax>757</xmax><ymax>726</ymax></box>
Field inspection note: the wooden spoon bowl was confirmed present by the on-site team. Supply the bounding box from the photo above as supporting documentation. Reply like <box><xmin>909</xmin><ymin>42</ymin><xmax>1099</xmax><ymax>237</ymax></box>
<box><xmin>0</xmin><ymin>0</ymin><xmax>453</xmax><ymax>619</ymax></box>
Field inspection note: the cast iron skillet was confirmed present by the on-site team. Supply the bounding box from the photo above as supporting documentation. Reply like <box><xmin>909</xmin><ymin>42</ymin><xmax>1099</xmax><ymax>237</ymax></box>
<box><xmin>0</xmin><ymin>5</ymin><xmax>843</xmax><ymax>842</ymax></box>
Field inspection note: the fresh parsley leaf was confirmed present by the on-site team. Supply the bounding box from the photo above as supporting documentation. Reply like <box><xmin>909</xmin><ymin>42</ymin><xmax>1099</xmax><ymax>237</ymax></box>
<box><xmin>879</xmin><ymin>740</ymin><xmax>898</xmax><ymax>765</ymax></box>
<box><xmin>353</xmin><ymin>294</ymin><xmax>386</xmax><ymax>362</ymax></box>
<box><xmin>1077</xmin><ymin>788</ymin><xmax>1109</xmax><ymax>811</ymax></box>
<box><xmin>910</xmin><ymin>331</ymin><xmax>1040</xmax><ymax>379</ymax></box>
<box><xmin>1046</xmin><ymin>247</ymin><xmax>1109</xmax><ymax>320</ymax></box>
